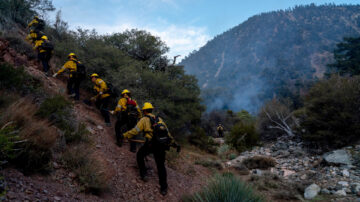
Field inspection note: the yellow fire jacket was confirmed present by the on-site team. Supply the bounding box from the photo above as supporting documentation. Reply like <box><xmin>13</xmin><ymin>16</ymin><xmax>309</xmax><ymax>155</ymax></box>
<box><xmin>26</xmin><ymin>32</ymin><xmax>38</xmax><ymax>44</ymax></box>
<box><xmin>56</xmin><ymin>59</ymin><xmax>78</xmax><ymax>78</ymax></box>
<box><xmin>27</xmin><ymin>19</ymin><xmax>38</xmax><ymax>28</ymax></box>
<box><xmin>114</xmin><ymin>98</ymin><xmax>142</xmax><ymax>117</ymax></box>
<box><xmin>34</xmin><ymin>40</ymin><xmax>46</xmax><ymax>53</ymax></box>
<box><xmin>123</xmin><ymin>113</ymin><xmax>174</xmax><ymax>142</ymax></box>
<box><xmin>92</xmin><ymin>78</ymin><xmax>110</xmax><ymax>100</ymax></box>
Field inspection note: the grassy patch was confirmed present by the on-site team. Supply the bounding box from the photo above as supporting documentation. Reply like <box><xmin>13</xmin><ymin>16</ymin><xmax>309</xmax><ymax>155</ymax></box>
<box><xmin>0</xmin><ymin>99</ymin><xmax>58</xmax><ymax>173</ymax></box>
<box><xmin>61</xmin><ymin>145</ymin><xmax>107</xmax><ymax>195</ymax></box>
<box><xmin>195</xmin><ymin>158</ymin><xmax>223</xmax><ymax>170</ymax></box>
<box><xmin>183</xmin><ymin>173</ymin><xmax>263</xmax><ymax>202</ymax></box>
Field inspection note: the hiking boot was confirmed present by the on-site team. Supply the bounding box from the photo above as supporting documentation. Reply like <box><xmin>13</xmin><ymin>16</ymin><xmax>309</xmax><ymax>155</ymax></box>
<box><xmin>160</xmin><ymin>188</ymin><xmax>168</xmax><ymax>196</ymax></box>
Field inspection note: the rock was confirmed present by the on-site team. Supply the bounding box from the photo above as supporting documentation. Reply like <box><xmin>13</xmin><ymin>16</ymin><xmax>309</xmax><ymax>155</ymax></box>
<box><xmin>342</xmin><ymin>169</ymin><xmax>350</xmax><ymax>177</ymax></box>
<box><xmin>54</xmin><ymin>196</ymin><xmax>61</xmax><ymax>201</ymax></box>
<box><xmin>334</xmin><ymin>189</ymin><xmax>346</xmax><ymax>196</ymax></box>
<box><xmin>304</xmin><ymin>184</ymin><xmax>321</xmax><ymax>200</ymax></box>
<box><xmin>233</xmin><ymin>163</ymin><xmax>249</xmax><ymax>175</ymax></box>
<box><xmin>338</xmin><ymin>181</ymin><xmax>349</xmax><ymax>188</ymax></box>
<box><xmin>252</xmin><ymin>169</ymin><xmax>263</xmax><ymax>176</ymax></box>
<box><xmin>213</xmin><ymin>138</ymin><xmax>225</xmax><ymax>145</ymax></box>
<box><xmin>323</xmin><ymin>150</ymin><xmax>351</xmax><ymax>166</ymax></box>
<box><xmin>86</xmin><ymin>126</ymin><xmax>95</xmax><ymax>134</ymax></box>
<box><xmin>321</xmin><ymin>188</ymin><xmax>330</xmax><ymax>194</ymax></box>
<box><xmin>300</xmin><ymin>174</ymin><xmax>307</xmax><ymax>180</ymax></box>
<box><xmin>351</xmin><ymin>183</ymin><xmax>360</xmax><ymax>194</ymax></box>
<box><xmin>97</xmin><ymin>125</ymin><xmax>104</xmax><ymax>130</ymax></box>
<box><xmin>53</xmin><ymin>162</ymin><xmax>60</xmax><ymax>169</ymax></box>
<box><xmin>3</xmin><ymin>53</ymin><xmax>14</xmax><ymax>64</ymax></box>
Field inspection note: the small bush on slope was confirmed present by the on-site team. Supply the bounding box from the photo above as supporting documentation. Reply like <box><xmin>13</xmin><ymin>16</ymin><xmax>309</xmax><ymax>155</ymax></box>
<box><xmin>183</xmin><ymin>173</ymin><xmax>263</xmax><ymax>202</ymax></box>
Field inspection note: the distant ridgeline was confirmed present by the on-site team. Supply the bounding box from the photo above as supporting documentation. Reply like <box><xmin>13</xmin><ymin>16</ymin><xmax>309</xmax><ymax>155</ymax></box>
<box><xmin>180</xmin><ymin>4</ymin><xmax>360</xmax><ymax>112</ymax></box>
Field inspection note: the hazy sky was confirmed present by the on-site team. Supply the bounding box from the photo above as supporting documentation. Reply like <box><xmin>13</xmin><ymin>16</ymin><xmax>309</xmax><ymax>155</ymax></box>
<box><xmin>50</xmin><ymin>0</ymin><xmax>359</xmax><ymax>60</ymax></box>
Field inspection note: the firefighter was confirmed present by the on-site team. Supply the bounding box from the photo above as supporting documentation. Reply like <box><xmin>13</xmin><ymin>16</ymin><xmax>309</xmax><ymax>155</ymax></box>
<box><xmin>123</xmin><ymin>102</ymin><xmax>180</xmax><ymax>196</ymax></box>
<box><xmin>34</xmin><ymin>35</ymin><xmax>52</xmax><ymax>74</ymax></box>
<box><xmin>53</xmin><ymin>53</ymin><xmax>83</xmax><ymax>100</ymax></box>
<box><xmin>110</xmin><ymin>89</ymin><xmax>141</xmax><ymax>151</ymax></box>
<box><xmin>217</xmin><ymin>124</ymin><xmax>224</xmax><ymax>137</ymax></box>
<box><xmin>90</xmin><ymin>73</ymin><xmax>111</xmax><ymax>126</ymax></box>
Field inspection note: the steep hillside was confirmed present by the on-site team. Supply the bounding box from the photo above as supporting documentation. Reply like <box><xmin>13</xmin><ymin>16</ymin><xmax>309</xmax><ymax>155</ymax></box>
<box><xmin>181</xmin><ymin>4</ymin><xmax>360</xmax><ymax>111</ymax></box>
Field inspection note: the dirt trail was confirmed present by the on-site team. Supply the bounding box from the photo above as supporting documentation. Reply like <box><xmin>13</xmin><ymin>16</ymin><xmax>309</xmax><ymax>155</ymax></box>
<box><xmin>1</xmin><ymin>39</ymin><xmax>209</xmax><ymax>201</ymax></box>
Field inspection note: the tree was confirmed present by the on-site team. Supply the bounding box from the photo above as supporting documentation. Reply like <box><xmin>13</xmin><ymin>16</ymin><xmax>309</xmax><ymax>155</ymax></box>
<box><xmin>299</xmin><ymin>75</ymin><xmax>360</xmax><ymax>150</ymax></box>
<box><xmin>327</xmin><ymin>37</ymin><xmax>360</xmax><ymax>76</ymax></box>
<box><xmin>104</xmin><ymin>29</ymin><xmax>169</xmax><ymax>70</ymax></box>
<box><xmin>256</xmin><ymin>99</ymin><xmax>298</xmax><ymax>140</ymax></box>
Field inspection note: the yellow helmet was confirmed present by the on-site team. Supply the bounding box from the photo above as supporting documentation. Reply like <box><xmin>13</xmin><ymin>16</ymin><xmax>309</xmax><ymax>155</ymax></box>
<box><xmin>142</xmin><ymin>102</ymin><xmax>154</xmax><ymax>110</ymax></box>
<box><xmin>41</xmin><ymin>35</ymin><xmax>48</xmax><ymax>40</ymax></box>
<box><xmin>68</xmin><ymin>53</ymin><xmax>76</xmax><ymax>58</ymax></box>
<box><xmin>122</xmin><ymin>89</ymin><xmax>130</xmax><ymax>95</ymax></box>
<box><xmin>90</xmin><ymin>73</ymin><xmax>99</xmax><ymax>78</ymax></box>
<box><xmin>34</xmin><ymin>16</ymin><xmax>39</xmax><ymax>19</ymax></box>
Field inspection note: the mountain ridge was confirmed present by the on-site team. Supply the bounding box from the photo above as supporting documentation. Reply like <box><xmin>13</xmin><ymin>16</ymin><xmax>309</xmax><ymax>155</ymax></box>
<box><xmin>181</xmin><ymin>4</ymin><xmax>360</xmax><ymax>112</ymax></box>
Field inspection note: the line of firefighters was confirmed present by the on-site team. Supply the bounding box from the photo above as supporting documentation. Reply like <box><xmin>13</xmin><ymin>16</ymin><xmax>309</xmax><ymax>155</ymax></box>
<box><xmin>26</xmin><ymin>16</ymin><xmax>181</xmax><ymax>196</ymax></box>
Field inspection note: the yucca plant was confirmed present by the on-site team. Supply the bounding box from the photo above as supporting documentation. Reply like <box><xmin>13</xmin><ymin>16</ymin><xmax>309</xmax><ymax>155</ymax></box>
<box><xmin>183</xmin><ymin>173</ymin><xmax>263</xmax><ymax>202</ymax></box>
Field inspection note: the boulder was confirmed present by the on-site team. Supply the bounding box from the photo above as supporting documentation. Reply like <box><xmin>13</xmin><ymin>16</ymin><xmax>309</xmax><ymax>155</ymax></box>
<box><xmin>213</xmin><ymin>138</ymin><xmax>225</xmax><ymax>145</ymax></box>
<box><xmin>304</xmin><ymin>184</ymin><xmax>321</xmax><ymax>200</ymax></box>
<box><xmin>334</xmin><ymin>189</ymin><xmax>346</xmax><ymax>196</ymax></box>
<box><xmin>323</xmin><ymin>150</ymin><xmax>351</xmax><ymax>166</ymax></box>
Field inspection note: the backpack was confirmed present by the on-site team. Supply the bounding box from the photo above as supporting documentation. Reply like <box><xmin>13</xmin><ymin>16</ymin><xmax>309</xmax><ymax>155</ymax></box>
<box><xmin>74</xmin><ymin>61</ymin><xmax>86</xmax><ymax>79</ymax></box>
<box><xmin>107</xmin><ymin>82</ymin><xmax>120</xmax><ymax>98</ymax></box>
<box><xmin>126</xmin><ymin>99</ymin><xmax>139</xmax><ymax>118</ymax></box>
<box><xmin>41</xmin><ymin>40</ymin><xmax>54</xmax><ymax>52</ymax></box>
<box><xmin>146</xmin><ymin>115</ymin><xmax>172</xmax><ymax>149</ymax></box>
<box><xmin>36</xmin><ymin>19</ymin><xmax>45</xmax><ymax>30</ymax></box>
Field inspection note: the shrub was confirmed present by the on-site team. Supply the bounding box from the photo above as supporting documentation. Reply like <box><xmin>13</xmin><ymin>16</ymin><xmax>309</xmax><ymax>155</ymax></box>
<box><xmin>242</xmin><ymin>156</ymin><xmax>276</xmax><ymax>169</ymax></box>
<box><xmin>195</xmin><ymin>159</ymin><xmax>223</xmax><ymax>170</ymax></box>
<box><xmin>183</xmin><ymin>173</ymin><xmax>263</xmax><ymax>202</ymax></box>
<box><xmin>62</xmin><ymin>145</ymin><xmax>107</xmax><ymax>194</ymax></box>
<box><xmin>36</xmin><ymin>95</ymin><xmax>80</xmax><ymax>143</ymax></box>
<box><xmin>166</xmin><ymin>147</ymin><xmax>180</xmax><ymax>169</ymax></box>
<box><xmin>226</xmin><ymin>121</ymin><xmax>260</xmax><ymax>153</ymax></box>
<box><xmin>0</xmin><ymin>99</ymin><xmax>58</xmax><ymax>173</ymax></box>
<box><xmin>188</xmin><ymin>127</ymin><xmax>219</xmax><ymax>154</ymax></box>
<box><xmin>0</xmin><ymin>63</ymin><xmax>41</xmax><ymax>92</ymax></box>
<box><xmin>299</xmin><ymin>75</ymin><xmax>360</xmax><ymax>150</ymax></box>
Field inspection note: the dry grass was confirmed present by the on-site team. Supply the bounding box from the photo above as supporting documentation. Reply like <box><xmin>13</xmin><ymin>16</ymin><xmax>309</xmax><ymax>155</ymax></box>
<box><xmin>61</xmin><ymin>144</ymin><xmax>108</xmax><ymax>194</ymax></box>
<box><xmin>242</xmin><ymin>156</ymin><xmax>276</xmax><ymax>169</ymax></box>
<box><xmin>0</xmin><ymin>98</ymin><xmax>58</xmax><ymax>173</ymax></box>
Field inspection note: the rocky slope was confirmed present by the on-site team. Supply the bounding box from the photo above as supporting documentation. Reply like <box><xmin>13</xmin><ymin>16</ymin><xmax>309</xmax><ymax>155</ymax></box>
<box><xmin>226</xmin><ymin>136</ymin><xmax>360</xmax><ymax>201</ymax></box>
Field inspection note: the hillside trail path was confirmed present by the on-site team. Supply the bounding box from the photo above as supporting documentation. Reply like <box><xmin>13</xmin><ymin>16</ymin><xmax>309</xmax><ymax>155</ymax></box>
<box><xmin>1</xmin><ymin>38</ymin><xmax>209</xmax><ymax>201</ymax></box>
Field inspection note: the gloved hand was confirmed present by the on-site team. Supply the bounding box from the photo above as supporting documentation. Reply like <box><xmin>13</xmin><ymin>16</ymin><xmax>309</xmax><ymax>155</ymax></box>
<box><xmin>52</xmin><ymin>73</ymin><xmax>58</xmax><ymax>78</ymax></box>
<box><xmin>90</xmin><ymin>97</ymin><xmax>96</xmax><ymax>102</ymax></box>
<box><xmin>109</xmin><ymin>110</ymin><xmax>115</xmax><ymax>115</ymax></box>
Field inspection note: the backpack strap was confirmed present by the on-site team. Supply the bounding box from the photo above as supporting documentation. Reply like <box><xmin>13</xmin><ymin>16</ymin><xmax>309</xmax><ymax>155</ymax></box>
<box><xmin>145</xmin><ymin>115</ymin><xmax>157</xmax><ymax>128</ymax></box>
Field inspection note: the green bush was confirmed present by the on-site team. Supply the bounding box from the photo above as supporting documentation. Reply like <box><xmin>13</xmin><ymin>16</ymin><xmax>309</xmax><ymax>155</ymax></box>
<box><xmin>299</xmin><ymin>75</ymin><xmax>360</xmax><ymax>150</ymax></box>
<box><xmin>62</xmin><ymin>145</ymin><xmax>107</xmax><ymax>194</ymax></box>
<box><xmin>188</xmin><ymin>127</ymin><xmax>218</xmax><ymax>154</ymax></box>
<box><xmin>0</xmin><ymin>63</ymin><xmax>40</xmax><ymax>92</ymax></box>
<box><xmin>226</xmin><ymin>121</ymin><xmax>260</xmax><ymax>153</ymax></box>
<box><xmin>183</xmin><ymin>173</ymin><xmax>263</xmax><ymax>202</ymax></box>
